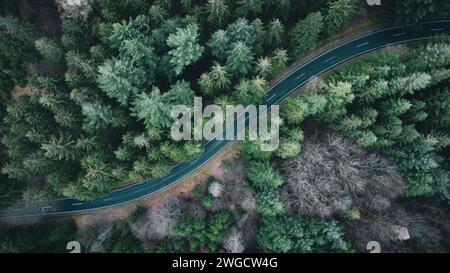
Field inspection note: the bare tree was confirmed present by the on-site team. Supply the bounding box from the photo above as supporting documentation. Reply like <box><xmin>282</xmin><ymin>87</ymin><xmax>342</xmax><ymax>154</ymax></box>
<box><xmin>280</xmin><ymin>130</ymin><xmax>405</xmax><ymax>217</ymax></box>
<box><xmin>345</xmin><ymin>199</ymin><xmax>450</xmax><ymax>253</ymax></box>
<box><xmin>55</xmin><ymin>0</ymin><xmax>93</xmax><ymax>21</ymax></box>
<box><xmin>132</xmin><ymin>197</ymin><xmax>184</xmax><ymax>241</ymax></box>
<box><xmin>209</xmin><ymin>182</ymin><xmax>224</xmax><ymax>198</ymax></box>
<box><xmin>223</xmin><ymin>227</ymin><xmax>245</xmax><ymax>253</ymax></box>
<box><xmin>239</xmin><ymin>189</ymin><xmax>256</xmax><ymax>213</ymax></box>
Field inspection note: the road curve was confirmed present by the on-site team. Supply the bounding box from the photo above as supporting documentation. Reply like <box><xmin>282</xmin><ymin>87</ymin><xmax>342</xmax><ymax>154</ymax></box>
<box><xmin>1</xmin><ymin>20</ymin><xmax>449</xmax><ymax>219</ymax></box>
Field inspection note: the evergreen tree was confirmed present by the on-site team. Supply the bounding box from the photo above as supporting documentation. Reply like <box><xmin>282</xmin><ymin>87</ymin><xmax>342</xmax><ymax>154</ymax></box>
<box><xmin>246</xmin><ymin>160</ymin><xmax>284</xmax><ymax>189</ymax></box>
<box><xmin>290</xmin><ymin>11</ymin><xmax>323</xmax><ymax>59</ymax></box>
<box><xmin>267</xmin><ymin>19</ymin><xmax>284</xmax><ymax>50</ymax></box>
<box><xmin>227</xmin><ymin>41</ymin><xmax>254</xmax><ymax>76</ymax></box>
<box><xmin>167</xmin><ymin>23</ymin><xmax>204</xmax><ymax>75</ymax></box>
<box><xmin>226</xmin><ymin>18</ymin><xmax>255</xmax><ymax>48</ymax></box>
<box><xmin>323</xmin><ymin>0</ymin><xmax>358</xmax><ymax>36</ymax></box>
<box><xmin>205</xmin><ymin>0</ymin><xmax>230</xmax><ymax>27</ymax></box>
<box><xmin>207</xmin><ymin>29</ymin><xmax>230</xmax><ymax>61</ymax></box>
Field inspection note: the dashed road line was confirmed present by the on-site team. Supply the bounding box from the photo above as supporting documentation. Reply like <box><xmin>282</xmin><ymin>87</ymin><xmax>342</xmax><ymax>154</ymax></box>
<box><xmin>295</xmin><ymin>73</ymin><xmax>305</xmax><ymax>80</ymax></box>
<box><xmin>324</xmin><ymin>56</ymin><xmax>335</xmax><ymax>63</ymax></box>
<box><xmin>267</xmin><ymin>93</ymin><xmax>277</xmax><ymax>101</ymax></box>
<box><xmin>356</xmin><ymin>42</ymin><xmax>369</xmax><ymax>48</ymax></box>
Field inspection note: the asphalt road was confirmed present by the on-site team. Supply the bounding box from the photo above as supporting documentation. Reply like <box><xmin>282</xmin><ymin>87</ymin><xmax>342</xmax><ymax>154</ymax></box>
<box><xmin>1</xmin><ymin>20</ymin><xmax>449</xmax><ymax>219</ymax></box>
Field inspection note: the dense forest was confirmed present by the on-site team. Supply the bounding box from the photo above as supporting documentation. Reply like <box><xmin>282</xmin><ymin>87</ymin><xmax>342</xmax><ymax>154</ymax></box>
<box><xmin>0</xmin><ymin>0</ymin><xmax>449</xmax><ymax>253</ymax></box>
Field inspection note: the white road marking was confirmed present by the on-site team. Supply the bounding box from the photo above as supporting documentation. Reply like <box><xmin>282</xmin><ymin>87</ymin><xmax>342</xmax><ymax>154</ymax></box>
<box><xmin>324</xmin><ymin>56</ymin><xmax>335</xmax><ymax>63</ymax></box>
<box><xmin>134</xmin><ymin>188</ymin><xmax>145</xmax><ymax>193</ymax></box>
<box><xmin>267</xmin><ymin>94</ymin><xmax>277</xmax><ymax>101</ymax></box>
<box><xmin>431</xmin><ymin>28</ymin><xmax>444</xmax><ymax>31</ymax></box>
<box><xmin>41</xmin><ymin>206</ymin><xmax>52</xmax><ymax>209</ymax></box>
<box><xmin>104</xmin><ymin>197</ymin><xmax>114</xmax><ymax>201</ymax></box>
<box><xmin>295</xmin><ymin>73</ymin><xmax>305</xmax><ymax>80</ymax></box>
<box><xmin>356</xmin><ymin>42</ymin><xmax>369</xmax><ymax>48</ymax></box>
<box><xmin>392</xmin><ymin>33</ymin><xmax>405</xmax><ymax>37</ymax></box>
<box><xmin>72</xmin><ymin>203</ymin><xmax>83</xmax><ymax>206</ymax></box>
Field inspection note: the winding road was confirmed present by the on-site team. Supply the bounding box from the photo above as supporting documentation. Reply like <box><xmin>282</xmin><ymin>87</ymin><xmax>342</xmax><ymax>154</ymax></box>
<box><xmin>1</xmin><ymin>20</ymin><xmax>449</xmax><ymax>219</ymax></box>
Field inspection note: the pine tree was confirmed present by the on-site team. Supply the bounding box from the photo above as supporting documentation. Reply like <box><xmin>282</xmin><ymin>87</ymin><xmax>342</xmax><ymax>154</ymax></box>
<box><xmin>323</xmin><ymin>0</ymin><xmax>358</xmax><ymax>36</ymax></box>
<box><xmin>267</xmin><ymin>19</ymin><xmax>284</xmax><ymax>50</ymax></box>
<box><xmin>255</xmin><ymin>189</ymin><xmax>284</xmax><ymax>216</ymax></box>
<box><xmin>207</xmin><ymin>29</ymin><xmax>230</xmax><ymax>61</ymax></box>
<box><xmin>41</xmin><ymin>134</ymin><xmax>79</xmax><ymax>161</ymax></box>
<box><xmin>131</xmin><ymin>87</ymin><xmax>172</xmax><ymax>130</ymax></box>
<box><xmin>167</xmin><ymin>23</ymin><xmax>204</xmax><ymax>75</ymax></box>
<box><xmin>198</xmin><ymin>72</ymin><xmax>215</xmax><ymax>96</ymax></box>
<box><xmin>290</xmin><ymin>11</ymin><xmax>323</xmax><ymax>59</ymax></box>
<box><xmin>210</xmin><ymin>63</ymin><xmax>231</xmax><ymax>91</ymax></box>
<box><xmin>251</xmin><ymin>18</ymin><xmax>266</xmax><ymax>55</ymax></box>
<box><xmin>226</xmin><ymin>18</ymin><xmax>255</xmax><ymax>48</ymax></box>
<box><xmin>205</xmin><ymin>0</ymin><xmax>230</xmax><ymax>27</ymax></box>
<box><xmin>227</xmin><ymin>41</ymin><xmax>254</xmax><ymax>76</ymax></box>
<box><xmin>35</xmin><ymin>38</ymin><xmax>64</xmax><ymax>65</ymax></box>
<box><xmin>237</xmin><ymin>0</ymin><xmax>263</xmax><ymax>17</ymax></box>
<box><xmin>270</xmin><ymin>48</ymin><xmax>288</xmax><ymax>77</ymax></box>
<box><xmin>81</xmin><ymin>100</ymin><xmax>114</xmax><ymax>129</ymax></box>
<box><xmin>246</xmin><ymin>160</ymin><xmax>284</xmax><ymax>189</ymax></box>
<box><xmin>256</xmin><ymin>57</ymin><xmax>272</xmax><ymax>78</ymax></box>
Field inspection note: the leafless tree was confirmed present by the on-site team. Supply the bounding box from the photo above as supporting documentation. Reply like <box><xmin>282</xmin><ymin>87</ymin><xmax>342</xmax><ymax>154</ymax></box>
<box><xmin>55</xmin><ymin>0</ymin><xmax>93</xmax><ymax>21</ymax></box>
<box><xmin>345</xmin><ymin>199</ymin><xmax>450</xmax><ymax>253</ymax></box>
<box><xmin>132</xmin><ymin>197</ymin><xmax>183</xmax><ymax>241</ymax></box>
<box><xmin>280</xmin><ymin>130</ymin><xmax>405</xmax><ymax>217</ymax></box>
<box><xmin>209</xmin><ymin>182</ymin><xmax>224</xmax><ymax>198</ymax></box>
<box><xmin>239</xmin><ymin>189</ymin><xmax>256</xmax><ymax>213</ymax></box>
<box><xmin>223</xmin><ymin>227</ymin><xmax>245</xmax><ymax>253</ymax></box>
<box><xmin>187</xmin><ymin>201</ymin><xmax>207</xmax><ymax>219</ymax></box>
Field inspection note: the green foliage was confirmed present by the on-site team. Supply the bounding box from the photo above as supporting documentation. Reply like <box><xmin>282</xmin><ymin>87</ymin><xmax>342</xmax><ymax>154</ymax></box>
<box><xmin>171</xmin><ymin>211</ymin><xmax>232</xmax><ymax>252</ymax></box>
<box><xmin>97</xmin><ymin>18</ymin><xmax>158</xmax><ymax>106</ymax></box>
<box><xmin>290</xmin><ymin>12</ymin><xmax>323</xmax><ymax>59</ymax></box>
<box><xmin>394</xmin><ymin>0</ymin><xmax>450</xmax><ymax>24</ymax></box>
<box><xmin>246</xmin><ymin>160</ymin><xmax>283</xmax><ymax>189</ymax></box>
<box><xmin>206</xmin><ymin>0</ymin><xmax>230</xmax><ymax>27</ymax></box>
<box><xmin>344</xmin><ymin>206</ymin><xmax>361</xmax><ymax>220</ymax></box>
<box><xmin>256</xmin><ymin>215</ymin><xmax>349</xmax><ymax>253</ymax></box>
<box><xmin>241</xmin><ymin>139</ymin><xmax>273</xmax><ymax>160</ymax></box>
<box><xmin>35</xmin><ymin>38</ymin><xmax>64</xmax><ymax>65</ymax></box>
<box><xmin>323</xmin><ymin>0</ymin><xmax>359</xmax><ymax>36</ymax></box>
<box><xmin>255</xmin><ymin>189</ymin><xmax>284</xmax><ymax>216</ymax></box>
<box><xmin>316</xmin><ymin>42</ymin><xmax>450</xmax><ymax>201</ymax></box>
<box><xmin>41</xmin><ymin>134</ymin><xmax>79</xmax><ymax>161</ymax></box>
<box><xmin>167</xmin><ymin>23</ymin><xmax>204</xmax><ymax>75</ymax></box>
<box><xmin>207</xmin><ymin>29</ymin><xmax>230</xmax><ymax>61</ymax></box>
<box><xmin>233</xmin><ymin>77</ymin><xmax>267</xmax><ymax>105</ymax></box>
<box><xmin>226</xmin><ymin>18</ymin><xmax>255</xmax><ymax>49</ymax></box>
<box><xmin>227</xmin><ymin>41</ymin><xmax>254</xmax><ymax>76</ymax></box>
<box><xmin>267</xmin><ymin>19</ymin><xmax>285</xmax><ymax>51</ymax></box>
<box><xmin>131</xmin><ymin>88</ymin><xmax>173</xmax><ymax>130</ymax></box>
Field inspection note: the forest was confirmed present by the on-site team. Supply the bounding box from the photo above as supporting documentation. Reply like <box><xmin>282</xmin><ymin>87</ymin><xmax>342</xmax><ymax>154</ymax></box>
<box><xmin>0</xmin><ymin>0</ymin><xmax>449</xmax><ymax>253</ymax></box>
